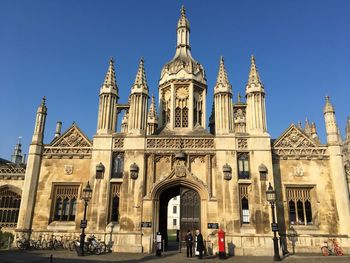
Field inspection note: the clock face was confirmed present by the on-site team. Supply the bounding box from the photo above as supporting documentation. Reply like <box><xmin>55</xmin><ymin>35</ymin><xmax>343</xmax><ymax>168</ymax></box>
<box><xmin>176</xmin><ymin>87</ymin><xmax>188</xmax><ymax>99</ymax></box>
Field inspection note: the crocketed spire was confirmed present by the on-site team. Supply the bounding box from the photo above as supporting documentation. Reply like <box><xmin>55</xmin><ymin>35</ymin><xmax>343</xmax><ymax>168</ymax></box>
<box><xmin>148</xmin><ymin>95</ymin><xmax>158</xmax><ymax>122</ymax></box>
<box><xmin>303</xmin><ymin>118</ymin><xmax>311</xmax><ymax>137</ymax></box>
<box><xmin>103</xmin><ymin>58</ymin><xmax>118</xmax><ymax>91</ymax></box>
<box><xmin>131</xmin><ymin>57</ymin><xmax>148</xmax><ymax>94</ymax></box>
<box><xmin>178</xmin><ymin>5</ymin><xmax>190</xmax><ymax>31</ymax></box>
<box><xmin>214</xmin><ymin>56</ymin><xmax>232</xmax><ymax>94</ymax></box>
<box><xmin>323</xmin><ymin>95</ymin><xmax>335</xmax><ymax>113</ymax></box>
<box><xmin>247</xmin><ymin>55</ymin><xmax>263</xmax><ymax>86</ymax></box>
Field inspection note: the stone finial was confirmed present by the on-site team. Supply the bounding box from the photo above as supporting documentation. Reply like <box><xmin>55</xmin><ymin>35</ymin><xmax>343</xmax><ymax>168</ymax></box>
<box><xmin>38</xmin><ymin>96</ymin><xmax>47</xmax><ymax>114</ymax></box>
<box><xmin>237</xmin><ymin>92</ymin><xmax>241</xmax><ymax>103</ymax></box>
<box><xmin>103</xmin><ymin>58</ymin><xmax>118</xmax><ymax>92</ymax></box>
<box><xmin>304</xmin><ymin>118</ymin><xmax>311</xmax><ymax>136</ymax></box>
<box><xmin>134</xmin><ymin>57</ymin><xmax>147</xmax><ymax>86</ymax></box>
<box><xmin>323</xmin><ymin>95</ymin><xmax>335</xmax><ymax>113</ymax></box>
<box><xmin>148</xmin><ymin>95</ymin><xmax>158</xmax><ymax>122</ymax></box>
<box><xmin>247</xmin><ymin>55</ymin><xmax>263</xmax><ymax>86</ymax></box>
<box><xmin>311</xmin><ymin>122</ymin><xmax>317</xmax><ymax>135</ymax></box>
<box><xmin>131</xmin><ymin>57</ymin><xmax>149</xmax><ymax>95</ymax></box>
<box><xmin>297</xmin><ymin>121</ymin><xmax>302</xmax><ymax>129</ymax></box>
<box><xmin>177</xmin><ymin>5</ymin><xmax>189</xmax><ymax>29</ymax></box>
<box><xmin>214</xmin><ymin>56</ymin><xmax>232</xmax><ymax>94</ymax></box>
<box><xmin>41</xmin><ymin>96</ymin><xmax>46</xmax><ymax>107</ymax></box>
<box><xmin>181</xmin><ymin>5</ymin><xmax>186</xmax><ymax>16</ymax></box>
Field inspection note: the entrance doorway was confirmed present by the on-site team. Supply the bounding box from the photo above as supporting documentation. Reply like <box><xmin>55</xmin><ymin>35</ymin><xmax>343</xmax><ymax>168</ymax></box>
<box><xmin>158</xmin><ymin>186</ymin><xmax>200</xmax><ymax>251</ymax></box>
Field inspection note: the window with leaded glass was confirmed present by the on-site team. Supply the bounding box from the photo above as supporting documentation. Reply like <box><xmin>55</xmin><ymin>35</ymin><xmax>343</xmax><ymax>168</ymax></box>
<box><xmin>239</xmin><ymin>184</ymin><xmax>250</xmax><ymax>224</ymax></box>
<box><xmin>237</xmin><ymin>153</ymin><xmax>250</xmax><ymax>179</ymax></box>
<box><xmin>109</xmin><ymin>183</ymin><xmax>121</xmax><ymax>222</ymax></box>
<box><xmin>175</xmin><ymin>107</ymin><xmax>188</xmax><ymax>128</ymax></box>
<box><xmin>286</xmin><ymin>187</ymin><xmax>313</xmax><ymax>225</ymax></box>
<box><xmin>112</xmin><ymin>153</ymin><xmax>124</xmax><ymax>178</ymax></box>
<box><xmin>175</xmin><ymin>107</ymin><xmax>181</xmax><ymax>127</ymax></box>
<box><xmin>0</xmin><ymin>187</ymin><xmax>21</xmax><ymax>228</ymax></box>
<box><xmin>52</xmin><ymin>185</ymin><xmax>78</xmax><ymax>222</ymax></box>
<box><xmin>182</xmin><ymin>107</ymin><xmax>188</xmax><ymax>127</ymax></box>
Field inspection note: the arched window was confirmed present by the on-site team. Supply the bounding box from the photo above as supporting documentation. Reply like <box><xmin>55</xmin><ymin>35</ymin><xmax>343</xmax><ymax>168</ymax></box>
<box><xmin>237</xmin><ymin>153</ymin><xmax>250</xmax><ymax>179</ymax></box>
<box><xmin>112</xmin><ymin>153</ymin><xmax>124</xmax><ymax>178</ymax></box>
<box><xmin>51</xmin><ymin>185</ymin><xmax>79</xmax><ymax>222</ymax></box>
<box><xmin>109</xmin><ymin>183</ymin><xmax>121</xmax><ymax>222</ymax></box>
<box><xmin>175</xmin><ymin>107</ymin><xmax>181</xmax><ymax>127</ymax></box>
<box><xmin>286</xmin><ymin>187</ymin><xmax>313</xmax><ymax>225</ymax></box>
<box><xmin>182</xmin><ymin>107</ymin><xmax>188</xmax><ymax>127</ymax></box>
<box><xmin>239</xmin><ymin>184</ymin><xmax>250</xmax><ymax>224</ymax></box>
<box><xmin>0</xmin><ymin>187</ymin><xmax>21</xmax><ymax>228</ymax></box>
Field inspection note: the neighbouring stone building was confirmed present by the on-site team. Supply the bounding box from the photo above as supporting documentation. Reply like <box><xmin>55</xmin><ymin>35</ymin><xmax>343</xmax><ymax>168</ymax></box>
<box><xmin>0</xmin><ymin>139</ymin><xmax>26</xmax><ymax>230</ymax></box>
<box><xmin>2</xmin><ymin>6</ymin><xmax>350</xmax><ymax>256</ymax></box>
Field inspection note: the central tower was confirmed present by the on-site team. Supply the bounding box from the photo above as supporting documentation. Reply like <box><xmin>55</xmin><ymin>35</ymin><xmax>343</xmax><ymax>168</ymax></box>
<box><xmin>158</xmin><ymin>6</ymin><xmax>207</xmax><ymax>132</ymax></box>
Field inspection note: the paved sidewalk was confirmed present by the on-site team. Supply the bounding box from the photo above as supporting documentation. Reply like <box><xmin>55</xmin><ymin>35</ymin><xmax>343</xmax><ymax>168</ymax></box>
<box><xmin>0</xmin><ymin>249</ymin><xmax>349</xmax><ymax>263</ymax></box>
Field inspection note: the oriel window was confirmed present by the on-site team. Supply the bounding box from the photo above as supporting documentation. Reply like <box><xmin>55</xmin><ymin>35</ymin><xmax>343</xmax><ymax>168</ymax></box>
<box><xmin>237</xmin><ymin>152</ymin><xmax>250</xmax><ymax>179</ymax></box>
<box><xmin>51</xmin><ymin>185</ymin><xmax>79</xmax><ymax>222</ymax></box>
<box><xmin>286</xmin><ymin>187</ymin><xmax>313</xmax><ymax>225</ymax></box>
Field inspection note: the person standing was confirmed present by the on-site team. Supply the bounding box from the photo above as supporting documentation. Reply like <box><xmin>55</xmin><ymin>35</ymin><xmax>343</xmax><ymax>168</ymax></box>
<box><xmin>196</xmin><ymin>229</ymin><xmax>204</xmax><ymax>259</ymax></box>
<box><xmin>186</xmin><ymin>230</ymin><xmax>193</xmax><ymax>258</ymax></box>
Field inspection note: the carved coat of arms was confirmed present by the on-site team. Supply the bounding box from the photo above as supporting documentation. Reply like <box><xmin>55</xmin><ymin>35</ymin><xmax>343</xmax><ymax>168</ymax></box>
<box><xmin>64</xmin><ymin>165</ymin><xmax>73</xmax><ymax>175</ymax></box>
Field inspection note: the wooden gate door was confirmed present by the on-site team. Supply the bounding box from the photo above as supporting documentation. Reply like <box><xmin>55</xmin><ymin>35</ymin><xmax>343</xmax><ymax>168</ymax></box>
<box><xmin>180</xmin><ymin>188</ymin><xmax>200</xmax><ymax>245</ymax></box>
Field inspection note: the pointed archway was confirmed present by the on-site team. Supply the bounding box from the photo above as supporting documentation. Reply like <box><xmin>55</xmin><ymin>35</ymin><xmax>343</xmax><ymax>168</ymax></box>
<box><xmin>158</xmin><ymin>184</ymin><xmax>201</xmax><ymax>251</ymax></box>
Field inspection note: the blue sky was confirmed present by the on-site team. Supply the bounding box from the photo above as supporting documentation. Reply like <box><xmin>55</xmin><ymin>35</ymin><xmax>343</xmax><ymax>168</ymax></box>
<box><xmin>0</xmin><ymin>0</ymin><xmax>349</xmax><ymax>159</ymax></box>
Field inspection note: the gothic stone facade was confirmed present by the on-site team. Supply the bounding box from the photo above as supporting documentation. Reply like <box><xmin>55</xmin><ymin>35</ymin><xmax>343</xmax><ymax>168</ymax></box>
<box><xmin>9</xmin><ymin>7</ymin><xmax>350</xmax><ymax>255</ymax></box>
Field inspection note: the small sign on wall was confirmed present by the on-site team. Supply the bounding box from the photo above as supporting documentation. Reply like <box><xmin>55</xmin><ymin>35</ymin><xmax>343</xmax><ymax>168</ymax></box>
<box><xmin>141</xmin><ymin>222</ymin><xmax>152</xmax><ymax>228</ymax></box>
<box><xmin>207</xmin><ymin>223</ymin><xmax>219</xmax><ymax>229</ymax></box>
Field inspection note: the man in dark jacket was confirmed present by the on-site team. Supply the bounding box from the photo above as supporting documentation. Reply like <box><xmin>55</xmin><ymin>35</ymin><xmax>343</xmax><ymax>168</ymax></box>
<box><xmin>196</xmin><ymin>229</ymin><xmax>204</xmax><ymax>259</ymax></box>
<box><xmin>186</xmin><ymin>230</ymin><xmax>193</xmax><ymax>258</ymax></box>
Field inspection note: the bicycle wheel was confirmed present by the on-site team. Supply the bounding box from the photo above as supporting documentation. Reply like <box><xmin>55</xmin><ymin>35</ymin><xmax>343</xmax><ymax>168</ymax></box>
<box><xmin>16</xmin><ymin>241</ymin><xmax>22</xmax><ymax>249</ymax></box>
<box><xmin>94</xmin><ymin>247</ymin><xmax>102</xmax><ymax>255</ymax></box>
<box><xmin>335</xmin><ymin>246</ymin><xmax>344</xmax><ymax>256</ymax></box>
<box><xmin>321</xmin><ymin>246</ymin><xmax>330</xmax><ymax>256</ymax></box>
<box><xmin>69</xmin><ymin>241</ymin><xmax>76</xmax><ymax>251</ymax></box>
<box><xmin>100</xmin><ymin>242</ymin><xmax>106</xmax><ymax>253</ymax></box>
<box><xmin>42</xmin><ymin>240</ymin><xmax>47</xmax><ymax>249</ymax></box>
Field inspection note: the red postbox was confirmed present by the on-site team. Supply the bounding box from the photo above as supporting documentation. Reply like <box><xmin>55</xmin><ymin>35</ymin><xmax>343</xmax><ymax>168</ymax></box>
<box><xmin>218</xmin><ymin>229</ymin><xmax>226</xmax><ymax>259</ymax></box>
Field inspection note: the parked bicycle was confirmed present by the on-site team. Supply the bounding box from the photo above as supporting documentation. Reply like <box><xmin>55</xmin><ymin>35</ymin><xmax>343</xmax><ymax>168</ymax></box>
<box><xmin>16</xmin><ymin>235</ymin><xmax>30</xmax><ymax>250</ymax></box>
<box><xmin>86</xmin><ymin>235</ymin><xmax>102</xmax><ymax>255</ymax></box>
<box><xmin>321</xmin><ymin>239</ymin><xmax>344</xmax><ymax>256</ymax></box>
<box><xmin>47</xmin><ymin>235</ymin><xmax>64</xmax><ymax>250</ymax></box>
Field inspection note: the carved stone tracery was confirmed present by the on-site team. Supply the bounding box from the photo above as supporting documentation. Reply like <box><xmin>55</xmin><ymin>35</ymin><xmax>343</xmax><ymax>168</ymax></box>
<box><xmin>147</xmin><ymin>138</ymin><xmax>214</xmax><ymax>149</ymax></box>
<box><xmin>114</xmin><ymin>138</ymin><xmax>124</xmax><ymax>149</ymax></box>
<box><xmin>237</xmin><ymin>138</ymin><xmax>248</xmax><ymax>149</ymax></box>
<box><xmin>44</xmin><ymin>125</ymin><xmax>92</xmax><ymax>158</ymax></box>
<box><xmin>273</xmin><ymin>125</ymin><xmax>328</xmax><ymax>159</ymax></box>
